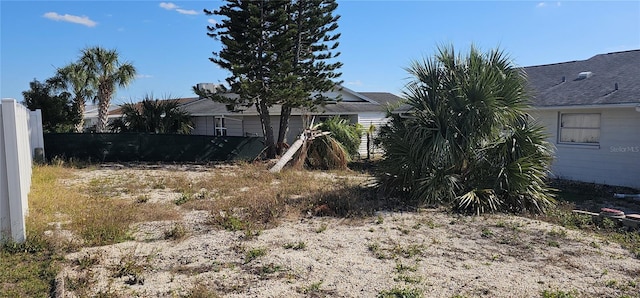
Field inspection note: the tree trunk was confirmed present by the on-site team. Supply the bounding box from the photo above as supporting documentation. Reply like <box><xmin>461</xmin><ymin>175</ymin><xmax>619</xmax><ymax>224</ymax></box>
<box><xmin>367</xmin><ymin>132</ymin><xmax>371</xmax><ymax>160</ymax></box>
<box><xmin>277</xmin><ymin>105</ymin><xmax>292</xmax><ymax>155</ymax></box>
<box><xmin>96</xmin><ymin>87</ymin><xmax>111</xmax><ymax>133</ymax></box>
<box><xmin>270</xmin><ymin>132</ymin><xmax>305</xmax><ymax>173</ymax></box>
<box><xmin>258</xmin><ymin>100</ymin><xmax>277</xmax><ymax>158</ymax></box>
<box><xmin>75</xmin><ymin>98</ymin><xmax>85</xmax><ymax>133</ymax></box>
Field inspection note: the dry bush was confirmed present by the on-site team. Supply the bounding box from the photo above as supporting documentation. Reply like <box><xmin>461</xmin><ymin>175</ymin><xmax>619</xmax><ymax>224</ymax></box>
<box><xmin>199</xmin><ymin>165</ymin><xmax>386</xmax><ymax>231</ymax></box>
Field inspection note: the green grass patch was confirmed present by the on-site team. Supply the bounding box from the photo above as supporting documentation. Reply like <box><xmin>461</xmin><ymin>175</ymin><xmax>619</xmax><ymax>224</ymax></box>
<box><xmin>283</xmin><ymin>241</ymin><xmax>306</xmax><ymax>250</ymax></box>
<box><xmin>540</xmin><ymin>289</ymin><xmax>578</xmax><ymax>298</ymax></box>
<box><xmin>0</xmin><ymin>241</ymin><xmax>59</xmax><ymax>297</ymax></box>
<box><xmin>244</xmin><ymin>247</ymin><xmax>267</xmax><ymax>264</ymax></box>
<box><xmin>377</xmin><ymin>287</ymin><xmax>423</xmax><ymax>298</ymax></box>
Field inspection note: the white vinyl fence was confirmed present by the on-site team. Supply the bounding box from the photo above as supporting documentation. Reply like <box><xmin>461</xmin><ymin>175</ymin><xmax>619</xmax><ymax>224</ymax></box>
<box><xmin>1</xmin><ymin>98</ymin><xmax>43</xmax><ymax>243</ymax></box>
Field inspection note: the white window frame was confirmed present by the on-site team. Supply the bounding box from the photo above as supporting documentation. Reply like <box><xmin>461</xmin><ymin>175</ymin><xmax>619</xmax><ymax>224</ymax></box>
<box><xmin>558</xmin><ymin>113</ymin><xmax>601</xmax><ymax>145</ymax></box>
<box><xmin>214</xmin><ymin>116</ymin><xmax>227</xmax><ymax>136</ymax></box>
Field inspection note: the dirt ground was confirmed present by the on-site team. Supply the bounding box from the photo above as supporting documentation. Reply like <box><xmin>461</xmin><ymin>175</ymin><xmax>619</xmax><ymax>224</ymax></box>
<box><xmin>54</xmin><ymin>165</ymin><xmax>640</xmax><ymax>297</ymax></box>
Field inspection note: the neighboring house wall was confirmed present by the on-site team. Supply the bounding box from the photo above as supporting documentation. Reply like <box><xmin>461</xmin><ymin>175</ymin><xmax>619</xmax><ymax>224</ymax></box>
<box><xmin>524</xmin><ymin>49</ymin><xmax>640</xmax><ymax>189</ymax></box>
<box><xmin>241</xmin><ymin>116</ymin><xmax>265</xmax><ymax>138</ymax></box>
<box><xmin>209</xmin><ymin>113</ymin><xmax>378</xmax><ymax>156</ymax></box>
<box><xmin>531</xmin><ymin>107</ymin><xmax>640</xmax><ymax>189</ymax></box>
<box><xmin>239</xmin><ymin>115</ymin><xmax>307</xmax><ymax>144</ymax></box>
<box><xmin>286</xmin><ymin>115</ymin><xmax>305</xmax><ymax>142</ymax></box>
<box><xmin>191</xmin><ymin>115</ymin><xmax>244</xmax><ymax>136</ymax></box>
<box><xmin>357</xmin><ymin>112</ymin><xmax>389</xmax><ymax>156</ymax></box>
<box><xmin>191</xmin><ymin>116</ymin><xmax>214</xmax><ymax>135</ymax></box>
<box><xmin>226</xmin><ymin>116</ymin><xmax>244</xmax><ymax>137</ymax></box>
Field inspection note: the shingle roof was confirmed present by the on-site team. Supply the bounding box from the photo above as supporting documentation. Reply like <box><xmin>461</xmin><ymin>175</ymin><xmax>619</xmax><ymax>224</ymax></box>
<box><xmin>359</xmin><ymin>92</ymin><xmax>404</xmax><ymax>106</ymax></box>
<box><xmin>181</xmin><ymin>91</ymin><xmax>403</xmax><ymax>116</ymax></box>
<box><xmin>109</xmin><ymin>97</ymin><xmax>200</xmax><ymax>116</ymax></box>
<box><xmin>524</xmin><ymin>49</ymin><xmax>640</xmax><ymax>107</ymax></box>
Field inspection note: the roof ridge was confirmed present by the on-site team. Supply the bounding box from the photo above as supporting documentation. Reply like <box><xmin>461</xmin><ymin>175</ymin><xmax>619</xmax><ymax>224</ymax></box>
<box><xmin>598</xmin><ymin>49</ymin><xmax>640</xmax><ymax>56</ymax></box>
<box><xmin>525</xmin><ymin>49</ymin><xmax>640</xmax><ymax>69</ymax></box>
<box><xmin>524</xmin><ymin>60</ymin><xmax>581</xmax><ymax>68</ymax></box>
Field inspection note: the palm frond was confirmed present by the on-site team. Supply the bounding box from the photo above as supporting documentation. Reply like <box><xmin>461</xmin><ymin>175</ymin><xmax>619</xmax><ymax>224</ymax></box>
<box><xmin>305</xmin><ymin>134</ymin><xmax>348</xmax><ymax>170</ymax></box>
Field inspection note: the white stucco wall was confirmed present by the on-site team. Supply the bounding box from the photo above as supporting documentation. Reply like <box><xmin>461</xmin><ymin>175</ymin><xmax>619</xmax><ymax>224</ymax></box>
<box><xmin>357</xmin><ymin>112</ymin><xmax>389</xmax><ymax>157</ymax></box>
<box><xmin>530</xmin><ymin>107</ymin><xmax>640</xmax><ymax>189</ymax></box>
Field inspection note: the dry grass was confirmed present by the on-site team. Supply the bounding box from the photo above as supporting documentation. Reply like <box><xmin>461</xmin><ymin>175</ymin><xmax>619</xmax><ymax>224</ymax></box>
<box><xmin>31</xmin><ymin>166</ymin><xmax>181</xmax><ymax>248</ymax></box>
<box><xmin>3</xmin><ymin>162</ymin><xmax>639</xmax><ymax>297</ymax></box>
<box><xmin>160</xmin><ymin>164</ymin><xmax>384</xmax><ymax>232</ymax></box>
<box><xmin>1</xmin><ymin>164</ymin><xmax>183</xmax><ymax>296</ymax></box>
<box><xmin>0</xmin><ymin>162</ymin><xmax>382</xmax><ymax>296</ymax></box>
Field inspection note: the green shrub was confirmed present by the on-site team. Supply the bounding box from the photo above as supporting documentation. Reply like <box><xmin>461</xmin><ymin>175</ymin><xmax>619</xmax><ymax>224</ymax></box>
<box><xmin>377</xmin><ymin>287</ymin><xmax>423</xmax><ymax>298</ymax></box>
<box><xmin>376</xmin><ymin>45</ymin><xmax>555</xmax><ymax>214</ymax></box>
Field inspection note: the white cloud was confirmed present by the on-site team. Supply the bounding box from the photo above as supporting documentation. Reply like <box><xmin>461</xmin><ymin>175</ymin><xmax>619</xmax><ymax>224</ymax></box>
<box><xmin>347</xmin><ymin>80</ymin><xmax>363</xmax><ymax>86</ymax></box>
<box><xmin>160</xmin><ymin>2</ymin><xmax>199</xmax><ymax>15</ymax></box>
<box><xmin>159</xmin><ymin>2</ymin><xmax>178</xmax><ymax>10</ymax></box>
<box><xmin>556</xmin><ymin>2</ymin><xmax>562</xmax><ymax>6</ymax></box>
<box><xmin>176</xmin><ymin>8</ymin><xmax>198</xmax><ymax>15</ymax></box>
<box><xmin>136</xmin><ymin>74</ymin><xmax>153</xmax><ymax>79</ymax></box>
<box><xmin>207</xmin><ymin>19</ymin><xmax>217</xmax><ymax>25</ymax></box>
<box><xmin>43</xmin><ymin>12</ymin><xmax>97</xmax><ymax>27</ymax></box>
<box><xmin>536</xmin><ymin>2</ymin><xmax>547</xmax><ymax>8</ymax></box>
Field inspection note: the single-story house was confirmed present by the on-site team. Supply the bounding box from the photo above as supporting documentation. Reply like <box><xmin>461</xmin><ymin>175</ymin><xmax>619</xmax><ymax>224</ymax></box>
<box><xmin>525</xmin><ymin>49</ymin><xmax>640</xmax><ymax>189</ymax></box>
<box><xmin>82</xmin><ymin>104</ymin><xmax>121</xmax><ymax>130</ymax></box>
<box><xmin>180</xmin><ymin>86</ymin><xmax>402</xmax><ymax>156</ymax></box>
<box><xmin>86</xmin><ymin>86</ymin><xmax>402</xmax><ymax>157</ymax></box>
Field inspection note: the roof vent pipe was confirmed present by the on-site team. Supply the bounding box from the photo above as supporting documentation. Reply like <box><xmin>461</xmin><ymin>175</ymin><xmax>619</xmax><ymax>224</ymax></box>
<box><xmin>562</xmin><ymin>76</ymin><xmax>565</xmax><ymax>82</ymax></box>
<box><xmin>615</xmin><ymin>82</ymin><xmax>618</xmax><ymax>90</ymax></box>
<box><xmin>577</xmin><ymin>71</ymin><xmax>593</xmax><ymax>79</ymax></box>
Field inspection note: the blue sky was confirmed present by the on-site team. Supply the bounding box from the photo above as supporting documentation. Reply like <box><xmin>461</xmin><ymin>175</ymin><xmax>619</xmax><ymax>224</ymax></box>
<box><xmin>1</xmin><ymin>1</ymin><xmax>639</xmax><ymax>103</ymax></box>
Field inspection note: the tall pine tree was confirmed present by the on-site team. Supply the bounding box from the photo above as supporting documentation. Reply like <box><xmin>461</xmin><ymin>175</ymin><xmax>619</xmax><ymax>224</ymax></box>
<box><xmin>201</xmin><ymin>0</ymin><xmax>342</xmax><ymax>157</ymax></box>
<box><xmin>276</xmin><ymin>0</ymin><xmax>342</xmax><ymax>154</ymax></box>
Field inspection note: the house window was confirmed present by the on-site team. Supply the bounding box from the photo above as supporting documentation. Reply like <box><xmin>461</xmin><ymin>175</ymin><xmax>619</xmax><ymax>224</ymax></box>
<box><xmin>214</xmin><ymin>117</ymin><xmax>226</xmax><ymax>136</ymax></box>
<box><xmin>559</xmin><ymin>113</ymin><xmax>600</xmax><ymax>144</ymax></box>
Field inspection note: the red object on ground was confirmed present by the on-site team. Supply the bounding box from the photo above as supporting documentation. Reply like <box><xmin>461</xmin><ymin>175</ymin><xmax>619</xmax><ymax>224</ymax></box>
<box><xmin>600</xmin><ymin>208</ymin><xmax>625</xmax><ymax>216</ymax></box>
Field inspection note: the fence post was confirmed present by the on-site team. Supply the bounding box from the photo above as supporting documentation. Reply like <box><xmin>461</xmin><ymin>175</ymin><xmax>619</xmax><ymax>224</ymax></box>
<box><xmin>29</xmin><ymin>110</ymin><xmax>45</xmax><ymax>162</ymax></box>
<box><xmin>0</xmin><ymin>99</ymin><xmax>32</xmax><ymax>243</ymax></box>
<box><xmin>0</xmin><ymin>102</ymin><xmax>7</xmax><ymax>241</ymax></box>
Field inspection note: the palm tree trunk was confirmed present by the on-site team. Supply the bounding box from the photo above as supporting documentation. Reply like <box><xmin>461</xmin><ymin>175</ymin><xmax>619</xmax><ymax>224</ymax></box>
<box><xmin>96</xmin><ymin>87</ymin><xmax>111</xmax><ymax>133</ymax></box>
<box><xmin>75</xmin><ymin>98</ymin><xmax>85</xmax><ymax>133</ymax></box>
<box><xmin>270</xmin><ymin>132</ymin><xmax>305</xmax><ymax>173</ymax></box>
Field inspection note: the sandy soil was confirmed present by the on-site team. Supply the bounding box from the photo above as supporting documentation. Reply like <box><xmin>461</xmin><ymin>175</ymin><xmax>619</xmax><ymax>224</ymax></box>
<box><xmin>54</xmin><ymin>165</ymin><xmax>640</xmax><ymax>298</ymax></box>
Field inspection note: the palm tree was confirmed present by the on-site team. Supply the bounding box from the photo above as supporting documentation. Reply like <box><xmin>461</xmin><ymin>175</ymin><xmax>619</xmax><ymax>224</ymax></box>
<box><xmin>376</xmin><ymin>45</ymin><xmax>555</xmax><ymax>214</ymax></box>
<box><xmin>316</xmin><ymin>116</ymin><xmax>363</xmax><ymax>158</ymax></box>
<box><xmin>109</xmin><ymin>95</ymin><xmax>192</xmax><ymax>134</ymax></box>
<box><xmin>81</xmin><ymin>46</ymin><xmax>136</xmax><ymax>132</ymax></box>
<box><xmin>48</xmin><ymin>62</ymin><xmax>95</xmax><ymax>132</ymax></box>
